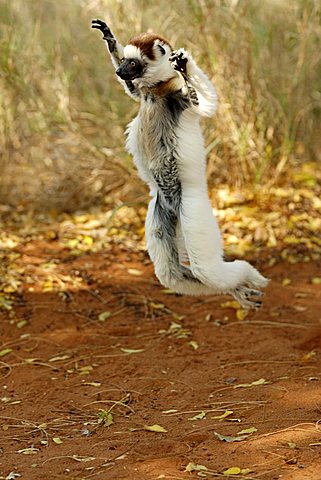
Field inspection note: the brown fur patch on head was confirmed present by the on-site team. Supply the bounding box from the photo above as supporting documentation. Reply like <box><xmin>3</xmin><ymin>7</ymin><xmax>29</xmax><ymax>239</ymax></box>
<box><xmin>128</xmin><ymin>33</ymin><xmax>172</xmax><ymax>61</ymax></box>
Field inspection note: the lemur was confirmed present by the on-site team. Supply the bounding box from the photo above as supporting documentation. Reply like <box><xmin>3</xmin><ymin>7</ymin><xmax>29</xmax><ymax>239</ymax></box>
<box><xmin>92</xmin><ymin>19</ymin><xmax>268</xmax><ymax>308</ymax></box>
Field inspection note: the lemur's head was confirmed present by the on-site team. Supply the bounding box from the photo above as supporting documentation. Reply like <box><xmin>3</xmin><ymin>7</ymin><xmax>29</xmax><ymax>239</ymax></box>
<box><xmin>116</xmin><ymin>33</ymin><xmax>174</xmax><ymax>87</ymax></box>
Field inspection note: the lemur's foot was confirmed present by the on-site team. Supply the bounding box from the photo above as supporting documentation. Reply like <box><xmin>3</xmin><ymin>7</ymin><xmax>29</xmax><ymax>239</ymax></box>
<box><xmin>232</xmin><ymin>285</ymin><xmax>264</xmax><ymax>310</ymax></box>
<box><xmin>92</xmin><ymin>19</ymin><xmax>116</xmax><ymax>51</ymax></box>
<box><xmin>169</xmin><ymin>48</ymin><xmax>189</xmax><ymax>74</ymax></box>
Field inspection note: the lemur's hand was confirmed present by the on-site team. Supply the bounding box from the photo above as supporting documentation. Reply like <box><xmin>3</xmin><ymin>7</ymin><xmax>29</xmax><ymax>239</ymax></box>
<box><xmin>169</xmin><ymin>49</ymin><xmax>189</xmax><ymax>75</ymax></box>
<box><xmin>92</xmin><ymin>19</ymin><xmax>117</xmax><ymax>53</ymax></box>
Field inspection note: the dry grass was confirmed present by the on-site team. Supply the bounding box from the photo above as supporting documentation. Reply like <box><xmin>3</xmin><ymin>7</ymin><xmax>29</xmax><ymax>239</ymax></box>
<box><xmin>0</xmin><ymin>0</ymin><xmax>320</xmax><ymax>210</ymax></box>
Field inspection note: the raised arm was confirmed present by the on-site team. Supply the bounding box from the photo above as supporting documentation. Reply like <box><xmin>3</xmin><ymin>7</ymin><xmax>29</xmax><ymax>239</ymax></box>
<box><xmin>169</xmin><ymin>48</ymin><xmax>217</xmax><ymax>117</ymax></box>
<box><xmin>92</xmin><ymin>19</ymin><xmax>140</xmax><ymax>101</ymax></box>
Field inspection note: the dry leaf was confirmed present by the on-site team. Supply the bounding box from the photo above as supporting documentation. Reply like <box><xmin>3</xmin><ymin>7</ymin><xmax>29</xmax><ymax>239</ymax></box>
<box><xmin>78</xmin><ymin>366</ymin><xmax>93</xmax><ymax>375</ymax></box>
<box><xmin>212</xmin><ymin>410</ymin><xmax>234</xmax><ymax>420</ymax></box>
<box><xmin>189</xmin><ymin>411</ymin><xmax>206</xmax><ymax>420</ymax></box>
<box><xmin>0</xmin><ymin>348</ymin><xmax>13</xmax><ymax>357</ymax></box>
<box><xmin>301</xmin><ymin>350</ymin><xmax>316</xmax><ymax>362</ymax></box>
<box><xmin>98</xmin><ymin>410</ymin><xmax>113</xmax><ymax>427</ymax></box>
<box><xmin>237</xmin><ymin>427</ymin><xmax>257</xmax><ymax>435</ymax></box>
<box><xmin>52</xmin><ymin>437</ymin><xmax>63</xmax><ymax>444</ymax></box>
<box><xmin>49</xmin><ymin>355</ymin><xmax>70</xmax><ymax>362</ymax></box>
<box><xmin>188</xmin><ymin>340</ymin><xmax>199</xmax><ymax>350</ymax></box>
<box><xmin>223</xmin><ymin>467</ymin><xmax>242</xmax><ymax>475</ymax></box>
<box><xmin>72</xmin><ymin>455</ymin><xmax>96</xmax><ymax>462</ymax></box>
<box><xmin>214</xmin><ymin>432</ymin><xmax>248</xmax><ymax>442</ymax></box>
<box><xmin>16</xmin><ymin>320</ymin><xmax>28</xmax><ymax>329</ymax></box>
<box><xmin>98</xmin><ymin>311</ymin><xmax>111</xmax><ymax>321</ymax></box>
<box><xmin>234</xmin><ymin>378</ymin><xmax>268</xmax><ymax>388</ymax></box>
<box><xmin>221</xmin><ymin>300</ymin><xmax>241</xmax><ymax>309</ymax></box>
<box><xmin>144</xmin><ymin>424</ymin><xmax>167</xmax><ymax>433</ymax></box>
<box><xmin>127</xmin><ymin>268</ymin><xmax>142</xmax><ymax>276</ymax></box>
<box><xmin>236</xmin><ymin>309</ymin><xmax>249</xmax><ymax>320</ymax></box>
<box><xmin>185</xmin><ymin>463</ymin><xmax>208</xmax><ymax>473</ymax></box>
<box><xmin>150</xmin><ymin>302</ymin><xmax>165</xmax><ymax>309</ymax></box>
<box><xmin>120</xmin><ymin>348</ymin><xmax>145</xmax><ymax>354</ymax></box>
<box><xmin>17</xmin><ymin>447</ymin><xmax>39</xmax><ymax>455</ymax></box>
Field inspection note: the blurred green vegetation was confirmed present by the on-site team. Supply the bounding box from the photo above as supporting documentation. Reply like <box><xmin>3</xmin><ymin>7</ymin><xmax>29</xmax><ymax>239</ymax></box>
<box><xmin>0</xmin><ymin>0</ymin><xmax>320</xmax><ymax>210</ymax></box>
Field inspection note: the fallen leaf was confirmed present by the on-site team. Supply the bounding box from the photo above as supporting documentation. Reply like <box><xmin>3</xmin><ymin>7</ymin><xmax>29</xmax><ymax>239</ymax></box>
<box><xmin>282</xmin><ymin>278</ymin><xmax>291</xmax><ymax>286</ymax></box>
<box><xmin>234</xmin><ymin>378</ymin><xmax>268</xmax><ymax>388</ymax></box>
<box><xmin>236</xmin><ymin>309</ymin><xmax>249</xmax><ymax>320</ymax></box>
<box><xmin>223</xmin><ymin>467</ymin><xmax>241</xmax><ymax>475</ymax></box>
<box><xmin>1</xmin><ymin>397</ymin><xmax>12</xmax><ymax>403</ymax></box>
<box><xmin>288</xmin><ymin>442</ymin><xmax>297</xmax><ymax>449</ymax></box>
<box><xmin>5</xmin><ymin>473</ymin><xmax>21</xmax><ymax>480</ymax></box>
<box><xmin>144</xmin><ymin>424</ymin><xmax>167</xmax><ymax>433</ymax></box>
<box><xmin>98</xmin><ymin>410</ymin><xmax>113</xmax><ymax>427</ymax></box>
<box><xmin>237</xmin><ymin>427</ymin><xmax>257</xmax><ymax>435</ymax></box>
<box><xmin>52</xmin><ymin>437</ymin><xmax>63</xmax><ymax>444</ymax></box>
<box><xmin>150</xmin><ymin>302</ymin><xmax>165</xmax><ymax>309</ymax></box>
<box><xmin>185</xmin><ymin>463</ymin><xmax>208</xmax><ymax>473</ymax></box>
<box><xmin>98</xmin><ymin>311</ymin><xmax>111</xmax><ymax>322</ymax></box>
<box><xmin>239</xmin><ymin>469</ymin><xmax>253</xmax><ymax>475</ymax></box>
<box><xmin>120</xmin><ymin>348</ymin><xmax>145</xmax><ymax>354</ymax></box>
<box><xmin>49</xmin><ymin>355</ymin><xmax>70</xmax><ymax>362</ymax></box>
<box><xmin>214</xmin><ymin>432</ymin><xmax>248</xmax><ymax>442</ymax></box>
<box><xmin>212</xmin><ymin>410</ymin><xmax>234</xmax><ymax>420</ymax></box>
<box><xmin>0</xmin><ymin>348</ymin><xmax>12</xmax><ymax>357</ymax></box>
<box><xmin>293</xmin><ymin>305</ymin><xmax>307</xmax><ymax>312</ymax></box>
<box><xmin>0</xmin><ymin>295</ymin><xmax>13</xmax><ymax>310</ymax></box>
<box><xmin>17</xmin><ymin>447</ymin><xmax>39</xmax><ymax>455</ymax></box>
<box><xmin>188</xmin><ymin>340</ymin><xmax>199</xmax><ymax>350</ymax></box>
<box><xmin>311</xmin><ymin>277</ymin><xmax>321</xmax><ymax>285</ymax></box>
<box><xmin>16</xmin><ymin>320</ymin><xmax>28</xmax><ymax>329</ymax></box>
<box><xmin>301</xmin><ymin>350</ymin><xmax>316</xmax><ymax>362</ymax></box>
<box><xmin>127</xmin><ymin>268</ymin><xmax>142</xmax><ymax>276</ymax></box>
<box><xmin>78</xmin><ymin>366</ymin><xmax>93</xmax><ymax>375</ymax></box>
<box><xmin>189</xmin><ymin>411</ymin><xmax>206</xmax><ymax>420</ymax></box>
<box><xmin>221</xmin><ymin>300</ymin><xmax>241</xmax><ymax>309</ymax></box>
<box><xmin>72</xmin><ymin>455</ymin><xmax>96</xmax><ymax>462</ymax></box>
<box><xmin>167</xmin><ymin>322</ymin><xmax>192</xmax><ymax>339</ymax></box>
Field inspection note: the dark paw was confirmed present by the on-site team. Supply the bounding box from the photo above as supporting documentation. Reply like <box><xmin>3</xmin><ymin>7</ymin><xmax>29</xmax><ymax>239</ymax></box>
<box><xmin>92</xmin><ymin>19</ymin><xmax>116</xmax><ymax>52</ymax></box>
<box><xmin>233</xmin><ymin>286</ymin><xmax>264</xmax><ymax>310</ymax></box>
<box><xmin>92</xmin><ymin>19</ymin><xmax>113</xmax><ymax>39</ymax></box>
<box><xmin>169</xmin><ymin>49</ymin><xmax>188</xmax><ymax>74</ymax></box>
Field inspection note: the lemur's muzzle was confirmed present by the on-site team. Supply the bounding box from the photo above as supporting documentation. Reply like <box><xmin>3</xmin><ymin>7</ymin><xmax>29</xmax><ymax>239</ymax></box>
<box><xmin>116</xmin><ymin>58</ymin><xmax>144</xmax><ymax>81</ymax></box>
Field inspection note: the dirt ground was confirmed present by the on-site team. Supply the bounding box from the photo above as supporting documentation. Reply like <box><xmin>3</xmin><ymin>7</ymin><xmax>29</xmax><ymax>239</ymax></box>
<box><xmin>1</xmin><ymin>227</ymin><xmax>321</xmax><ymax>480</ymax></box>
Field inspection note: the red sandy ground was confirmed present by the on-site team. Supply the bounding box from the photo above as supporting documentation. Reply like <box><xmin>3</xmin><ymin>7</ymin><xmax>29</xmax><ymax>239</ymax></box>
<box><xmin>1</xmin><ymin>241</ymin><xmax>321</xmax><ymax>480</ymax></box>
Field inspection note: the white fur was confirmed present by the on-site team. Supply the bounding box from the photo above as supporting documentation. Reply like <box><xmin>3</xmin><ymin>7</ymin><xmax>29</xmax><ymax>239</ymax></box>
<box><xmin>123</xmin><ymin>44</ymin><xmax>142</xmax><ymax>60</ymax></box>
<box><xmin>121</xmin><ymin>40</ymin><xmax>268</xmax><ymax>305</ymax></box>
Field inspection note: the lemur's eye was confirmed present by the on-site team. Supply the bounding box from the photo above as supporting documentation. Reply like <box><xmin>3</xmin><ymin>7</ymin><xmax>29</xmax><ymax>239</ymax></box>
<box><xmin>130</xmin><ymin>60</ymin><xmax>136</xmax><ymax>67</ymax></box>
<box><xmin>120</xmin><ymin>58</ymin><xmax>125</xmax><ymax>63</ymax></box>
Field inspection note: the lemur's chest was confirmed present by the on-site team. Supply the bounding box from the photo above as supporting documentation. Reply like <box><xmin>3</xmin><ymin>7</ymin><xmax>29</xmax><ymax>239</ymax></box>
<box><xmin>127</xmin><ymin>91</ymin><xmax>190</xmax><ymax>164</ymax></box>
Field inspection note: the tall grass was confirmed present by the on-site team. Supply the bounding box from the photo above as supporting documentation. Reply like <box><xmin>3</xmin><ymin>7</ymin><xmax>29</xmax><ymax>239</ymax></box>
<box><xmin>0</xmin><ymin>0</ymin><xmax>320</xmax><ymax>210</ymax></box>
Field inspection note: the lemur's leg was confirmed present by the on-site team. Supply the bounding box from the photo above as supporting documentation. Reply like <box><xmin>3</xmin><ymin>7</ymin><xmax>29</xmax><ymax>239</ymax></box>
<box><xmin>169</xmin><ymin>49</ymin><xmax>217</xmax><ymax>117</ymax></box>
<box><xmin>146</xmin><ymin>194</ymin><xmax>230</xmax><ymax>296</ymax></box>
<box><xmin>92</xmin><ymin>19</ymin><xmax>140</xmax><ymax>100</ymax></box>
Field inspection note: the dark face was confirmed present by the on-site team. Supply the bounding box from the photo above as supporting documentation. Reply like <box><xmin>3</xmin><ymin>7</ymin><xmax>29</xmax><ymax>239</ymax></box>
<box><xmin>116</xmin><ymin>58</ymin><xmax>145</xmax><ymax>81</ymax></box>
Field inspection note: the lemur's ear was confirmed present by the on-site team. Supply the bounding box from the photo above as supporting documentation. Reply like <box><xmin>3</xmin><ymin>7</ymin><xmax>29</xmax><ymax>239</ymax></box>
<box><xmin>158</xmin><ymin>44</ymin><xmax>166</xmax><ymax>55</ymax></box>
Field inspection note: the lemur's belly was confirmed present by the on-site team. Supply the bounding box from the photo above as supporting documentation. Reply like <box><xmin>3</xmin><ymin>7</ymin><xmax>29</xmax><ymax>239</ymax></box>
<box><xmin>126</xmin><ymin>100</ymin><xmax>180</xmax><ymax>192</ymax></box>
<box><xmin>126</xmin><ymin>98</ymin><xmax>207</xmax><ymax>199</ymax></box>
